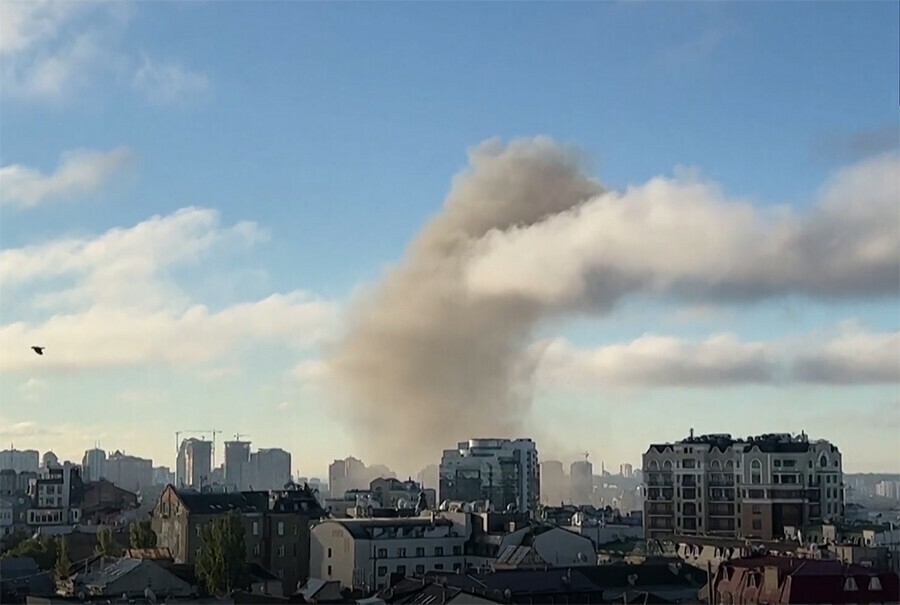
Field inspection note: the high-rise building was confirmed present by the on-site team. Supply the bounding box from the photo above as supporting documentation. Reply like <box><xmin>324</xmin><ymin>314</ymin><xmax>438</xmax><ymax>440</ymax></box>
<box><xmin>177</xmin><ymin>439</ymin><xmax>212</xmax><ymax>489</ymax></box>
<box><xmin>82</xmin><ymin>448</ymin><xmax>107</xmax><ymax>482</ymax></box>
<box><xmin>642</xmin><ymin>430</ymin><xmax>843</xmax><ymax>541</ymax></box>
<box><xmin>106</xmin><ymin>451</ymin><xmax>153</xmax><ymax>493</ymax></box>
<box><xmin>328</xmin><ymin>457</ymin><xmax>365</xmax><ymax>498</ymax></box>
<box><xmin>540</xmin><ymin>460</ymin><xmax>567</xmax><ymax>505</ymax></box>
<box><xmin>439</xmin><ymin>438</ymin><xmax>540</xmax><ymax>514</ymax></box>
<box><xmin>250</xmin><ymin>448</ymin><xmax>292</xmax><ymax>490</ymax></box>
<box><xmin>0</xmin><ymin>448</ymin><xmax>39</xmax><ymax>474</ymax></box>
<box><xmin>224</xmin><ymin>440</ymin><xmax>251</xmax><ymax>490</ymax></box>
<box><xmin>42</xmin><ymin>451</ymin><xmax>60</xmax><ymax>469</ymax></box>
<box><xmin>570</xmin><ymin>458</ymin><xmax>594</xmax><ymax>505</ymax></box>
<box><xmin>620</xmin><ymin>464</ymin><xmax>634</xmax><ymax>478</ymax></box>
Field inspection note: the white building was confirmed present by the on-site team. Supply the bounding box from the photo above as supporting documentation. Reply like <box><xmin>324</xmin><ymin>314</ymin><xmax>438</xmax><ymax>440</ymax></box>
<box><xmin>26</xmin><ymin>462</ymin><xmax>81</xmax><ymax>526</ymax></box>
<box><xmin>310</xmin><ymin>513</ymin><xmax>474</xmax><ymax>591</ymax></box>
<box><xmin>439</xmin><ymin>439</ymin><xmax>540</xmax><ymax>514</ymax></box>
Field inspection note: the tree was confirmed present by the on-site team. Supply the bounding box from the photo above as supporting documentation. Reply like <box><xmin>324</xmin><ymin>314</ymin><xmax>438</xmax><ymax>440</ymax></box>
<box><xmin>195</xmin><ymin>512</ymin><xmax>248</xmax><ymax>596</ymax></box>
<box><xmin>95</xmin><ymin>527</ymin><xmax>118</xmax><ymax>558</ymax></box>
<box><xmin>54</xmin><ymin>536</ymin><xmax>70</xmax><ymax>582</ymax></box>
<box><xmin>2</xmin><ymin>535</ymin><xmax>58</xmax><ymax>570</ymax></box>
<box><xmin>129</xmin><ymin>520</ymin><xmax>157</xmax><ymax>549</ymax></box>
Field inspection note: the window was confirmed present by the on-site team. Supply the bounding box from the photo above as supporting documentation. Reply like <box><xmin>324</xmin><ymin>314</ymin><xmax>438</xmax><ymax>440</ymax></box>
<box><xmin>752</xmin><ymin>520</ymin><xmax>762</xmax><ymax>531</ymax></box>
<box><xmin>196</xmin><ymin>525</ymin><xmax>203</xmax><ymax>537</ymax></box>
<box><xmin>415</xmin><ymin>564</ymin><xmax>425</xmax><ymax>575</ymax></box>
<box><xmin>434</xmin><ymin>547</ymin><xmax>444</xmax><ymax>556</ymax></box>
<box><xmin>195</xmin><ymin>547</ymin><xmax>202</xmax><ymax>558</ymax></box>
<box><xmin>711</xmin><ymin>460</ymin><xmax>721</xmax><ymax>469</ymax></box>
<box><xmin>452</xmin><ymin>545</ymin><xmax>461</xmax><ymax>555</ymax></box>
<box><xmin>435</xmin><ymin>564</ymin><xmax>444</xmax><ymax>570</ymax></box>
<box><xmin>844</xmin><ymin>577</ymin><xmax>859</xmax><ymax>591</ymax></box>
<box><xmin>253</xmin><ymin>544</ymin><xmax>260</xmax><ymax>556</ymax></box>
<box><xmin>278</xmin><ymin>545</ymin><xmax>285</xmax><ymax>557</ymax></box>
<box><xmin>869</xmin><ymin>577</ymin><xmax>882</xmax><ymax>591</ymax></box>
<box><xmin>774</xmin><ymin>460</ymin><xmax>782</xmax><ymax>467</ymax></box>
<box><xmin>277</xmin><ymin>521</ymin><xmax>284</xmax><ymax>536</ymax></box>
<box><xmin>416</xmin><ymin>547</ymin><xmax>425</xmax><ymax>557</ymax></box>
<box><xmin>649</xmin><ymin>460</ymin><xmax>659</xmax><ymax>470</ymax></box>
<box><xmin>453</xmin><ymin>563</ymin><xmax>462</xmax><ymax>572</ymax></box>
<box><xmin>397</xmin><ymin>547</ymin><xmax>407</xmax><ymax>557</ymax></box>
<box><xmin>327</xmin><ymin>565</ymin><xmax>332</xmax><ymax>576</ymax></box>
<box><xmin>663</xmin><ymin>460</ymin><xmax>673</xmax><ymax>470</ymax></box>
<box><xmin>327</xmin><ymin>548</ymin><xmax>332</xmax><ymax>558</ymax></box>
<box><xmin>252</xmin><ymin>521</ymin><xmax>259</xmax><ymax>536</ymax></box>
<box><xmin>396</xmin><ymin>565</ymin><xmax>406</xmax><ymax>575</ymax></box>
<box><xmin>377</xmin><ymin>566</ymin><xmax>387</xmax><ymax>577</ymax></box>
<box><xmin>377</xmin><ymin>548</ymin><xmax>387</xmax><ymax>558</ymax></box>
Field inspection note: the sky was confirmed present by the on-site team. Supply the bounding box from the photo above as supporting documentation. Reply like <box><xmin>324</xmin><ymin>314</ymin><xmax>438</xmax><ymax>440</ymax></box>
<box><xmin>1</xmin><ymin>1</ymin><xmax>898</xmax><ymax>478</ymax></box>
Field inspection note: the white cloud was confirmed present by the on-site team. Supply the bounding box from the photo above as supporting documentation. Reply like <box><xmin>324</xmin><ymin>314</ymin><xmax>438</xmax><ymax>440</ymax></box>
<box><xmin>0</xmin><ymin>147</ymin><xmax>135</xmax><ymax>208</ymax></box>
<box><xmin>531</xmin><ymin>326</ymin><xmax>900</xmax><ymax>390</ymax></box>
<box><xmin>532</xmin><ymin>333</ymin><xmax>775</xmax><ymax>389</ymax></box>
<box><xmin>132</xmin><ymin>55</ymin><xmax>211</xmax><ymax>106</ymax></box>
<box><xmin>0</xmin><ymin>206</ymin><xmax>265</xmax><ymax>311</ymax></box>
<box><xmin>793</xmin><ymin>322</ymin><xmax>900</xmax><ymax>384</ymax></box>
<box><xmin>0</xmin><ymin>207</ymin><xmax>338</xmax><ymax>372</ymax></box>
<box><xmin>0</xmin><ymin>0</ymin><xmax>209</xmax><ymax>105</ymax></box>
<box><xmin>465</xmin><ymin>153</ymin><xmax>899</xmax><ymax>309</ymax></box>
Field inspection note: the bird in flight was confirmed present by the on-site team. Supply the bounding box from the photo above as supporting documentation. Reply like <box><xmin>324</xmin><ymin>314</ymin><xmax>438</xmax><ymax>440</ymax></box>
<box><xmin>31</xmin><ymin>346</ymin><xmax>45</xmax><ymax>356</ymax></box>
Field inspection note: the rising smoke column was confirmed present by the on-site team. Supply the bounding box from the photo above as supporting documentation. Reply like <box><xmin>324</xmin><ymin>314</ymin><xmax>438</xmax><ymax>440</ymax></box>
<box><xmin>325</xmin><ymin>137</ymin><xmax>603</xmax><ymax>470</ymax></box>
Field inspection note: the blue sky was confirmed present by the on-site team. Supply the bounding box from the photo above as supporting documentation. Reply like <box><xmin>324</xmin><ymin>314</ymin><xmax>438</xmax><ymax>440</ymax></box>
<box><xmin>1</xmin><ymin>1</ymin><xmax>898</xmax><ymax>477</ymax></box>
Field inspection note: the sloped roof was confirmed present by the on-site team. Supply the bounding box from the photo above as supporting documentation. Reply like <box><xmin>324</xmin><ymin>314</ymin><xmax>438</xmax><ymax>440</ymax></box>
<box><xmin>176</xmin><ymin>489</ymin><xmax>269</xmax><ymax>514</ymax></box>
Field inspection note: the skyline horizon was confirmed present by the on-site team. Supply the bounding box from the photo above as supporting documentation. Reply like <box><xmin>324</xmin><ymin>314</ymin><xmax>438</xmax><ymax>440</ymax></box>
<box><xmin>5</xmin><ymin>427</ymin><xmax>899</xmax><ymax>479</ymax></box>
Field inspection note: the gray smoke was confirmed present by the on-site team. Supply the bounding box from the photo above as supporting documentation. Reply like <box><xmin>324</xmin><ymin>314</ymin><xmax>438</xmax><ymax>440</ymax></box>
<box><xmin>325</xmin><ymin>137</ymin><xmax>603</xmax><ymax>470</ymax></box>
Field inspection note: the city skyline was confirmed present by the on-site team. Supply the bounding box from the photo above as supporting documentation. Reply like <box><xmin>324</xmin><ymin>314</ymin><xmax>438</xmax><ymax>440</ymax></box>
<box><xmin>1</xmin><ymin>2</ymin><xmax>898</xmax><ymax>475</ymax></box>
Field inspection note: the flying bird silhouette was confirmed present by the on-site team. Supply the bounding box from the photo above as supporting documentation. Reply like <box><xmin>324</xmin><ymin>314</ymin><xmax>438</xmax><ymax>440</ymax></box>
<box><xmin>31</xmin><ymin>346</ymin><xmax>45</xmax><ymax>356</ymax></box>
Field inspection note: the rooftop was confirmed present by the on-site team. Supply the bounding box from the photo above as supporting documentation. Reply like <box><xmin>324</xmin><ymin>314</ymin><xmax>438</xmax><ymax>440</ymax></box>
<box><xmin>175</xmin><ymin>488</ymin><xmax>269</xmax><ymax>515</ymax></box>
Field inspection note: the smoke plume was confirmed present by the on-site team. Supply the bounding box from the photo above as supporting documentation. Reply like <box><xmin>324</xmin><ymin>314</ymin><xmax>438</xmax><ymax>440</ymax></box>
<box><xmin>325</xmin><ymin>138</ymin><xmax>603</xmax><ymax>470</ymax></box>
<box><xmin>325</xmin><ymin>137</ymin><xmax>899</xmax><ymax>471</ymax></box>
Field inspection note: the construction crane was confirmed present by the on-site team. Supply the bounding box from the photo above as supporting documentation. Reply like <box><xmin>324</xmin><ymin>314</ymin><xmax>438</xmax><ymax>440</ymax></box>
<box><xmin>174</xmin><ymin>429</ymin><xmax>221</xmax><ymax>486</ymax></box>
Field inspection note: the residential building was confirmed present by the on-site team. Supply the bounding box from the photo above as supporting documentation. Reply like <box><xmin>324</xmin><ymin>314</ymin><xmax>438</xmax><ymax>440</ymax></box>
<box><xmin>710</xmin><ymin>556</ymin><xmax>899</xmax><ymax>604</ymax></box>
<box><xmin>493</xmin><ymin>526</ymin><xmax>595</xmax><ymax>569</ymax></box>
<box><xmin>26</xmin><ymin>462</ymin><xmax>83</xmax><ymax>526</ymax></box>
<box><xmin>309</xmin><ymin>513</ymin><xmax>475</xmax><ymax>591</ymax></box>
<box><xmin>329</xmin><ymin>457</ymin><xmax>366</xmax><ymax>498</ymax></box>
<box><xmin>80</xmin><ymin>480</ymin><xmax>139</xmax><ymax>524</ymax></box>
<box><xmin>643</xmin><ymin>431</ymin><xmax>843</xmax><ymax>541</ymax></box>
<box><xmin>370</xmin><ymin>477</ymin><xmax>435</xmax><ymax>510</ymax></box>
<box><xmin>250</xmin><ymin>448</ymin><xmax>292</xmax><ymax>491</ymax></box>
<box><xmin>0</xmin><ymin>448</ymin><xmax>39</xmax><ymax>474</ymax></box>
<box><xmin>178</xmin><ymin>438</ymin><xmax>212</xmax><ymax>489</ymax></box>
<box><xmin>224</xmin><ymin>439</ymin><xmax>252</xmax><ymax>490</ymax></box>
<box><xmin>876</xmin><ymin>479</ymin><xmax>900</xmax><ymax>499</ymax></box>
<box><xmin>439</xmin><ymin>438</ymin><xmax>540</xmax><ymax>514</ymax></box>
<box><xmin>570</xmin><ymin>458</ymin><xmax>593</xmax><ymax>505</ymax></box>
<box><xmin>81</xmin><ymin>448</ymin><xmax>107</xmax><ymax>483</ymax></box>
<box><xmin>540</xmin><ymin>460</ymin><xmax>567</xmax><ymax>506</ymax></box>
<box><xmin>153</xmin><ymin>466</ymin><xmax>174</xmax><ymax>486</ymax></box>
<box><xmin>152</xmin><ymin>484</ymin><xmax>325</xmax><ymax>591</ymax></box>
<box><xmin>105</xmin><ymin>451</ymin><xmax>153</xmax><ymax>493</ymax></box>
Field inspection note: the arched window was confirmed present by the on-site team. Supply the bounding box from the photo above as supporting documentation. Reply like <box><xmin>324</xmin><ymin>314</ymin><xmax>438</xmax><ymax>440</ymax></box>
<box><xmin>820</xmin><ymin>454</ymin><xmax>829</xmax><ymax>468</ymax></box>
<box><xmin>750</xmin><ymin>459</ymin><xmax>762</xmax><ymax>484</ymax></box>
<box><xmin>649</xmin><ymin>460</ymin><xmax>660</xmax><ymax>470</ymax></box>
<box><xmin>711</xmin><ymin>460</ymin><xmax>721</xmax><ymax>470</ymax></box>
<box><xmin>663</xmin><ymin>460</ymin><xmax>673</xmax><ymax>470</ymax></box>
<box><xmin>725</xmin><ymin>460</ymin><xmax>734</xmax><ymax>470</ymax></box>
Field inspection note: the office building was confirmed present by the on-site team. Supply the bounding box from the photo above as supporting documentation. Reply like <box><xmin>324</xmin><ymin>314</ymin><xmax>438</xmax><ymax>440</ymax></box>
<box><xmin>643</xmin><ymin>431</ymin><xmax>843</xmax><ymax>541</ymax></box>
<box><xmin>439</xmin><ymin>438</ymin><xmax>540</xmax><ymax>514</ymax></box>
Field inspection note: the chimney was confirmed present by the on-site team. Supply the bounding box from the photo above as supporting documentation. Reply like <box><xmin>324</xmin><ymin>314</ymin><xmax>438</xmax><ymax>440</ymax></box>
<box><xmin>690</xmin><ymin>427</ymin><xmax>695</xmax><ymax>440</ymax></box>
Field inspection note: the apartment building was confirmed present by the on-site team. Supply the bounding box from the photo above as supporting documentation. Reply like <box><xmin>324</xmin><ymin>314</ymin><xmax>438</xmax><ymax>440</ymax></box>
<box><xmin>106</xmin><ymin>451</ymin><xmax>153</xmax><ymax>493</ymax></box>
<box><xmin>643</xmin><ymin>431</ymin><xmax>843</xmax><ymax>541</ymax></box>
<box><xmin>440</xmin><ymin>439</ymin><xmax>540</xmax><ymax>514</ymax></box>
<box><xmin>26</xmin><ymin>463</ymin><xmax>84</xmax><ymax>526</ymax></box>
<box><xmin>309</xmin><ymin>513</ymin><xmax>474</xmax><ymax>591</ymax></box>
<box><xmin>152</xmin><ymin>484</ymin><xmax>326</xmax><ymax>591</ymax></box>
